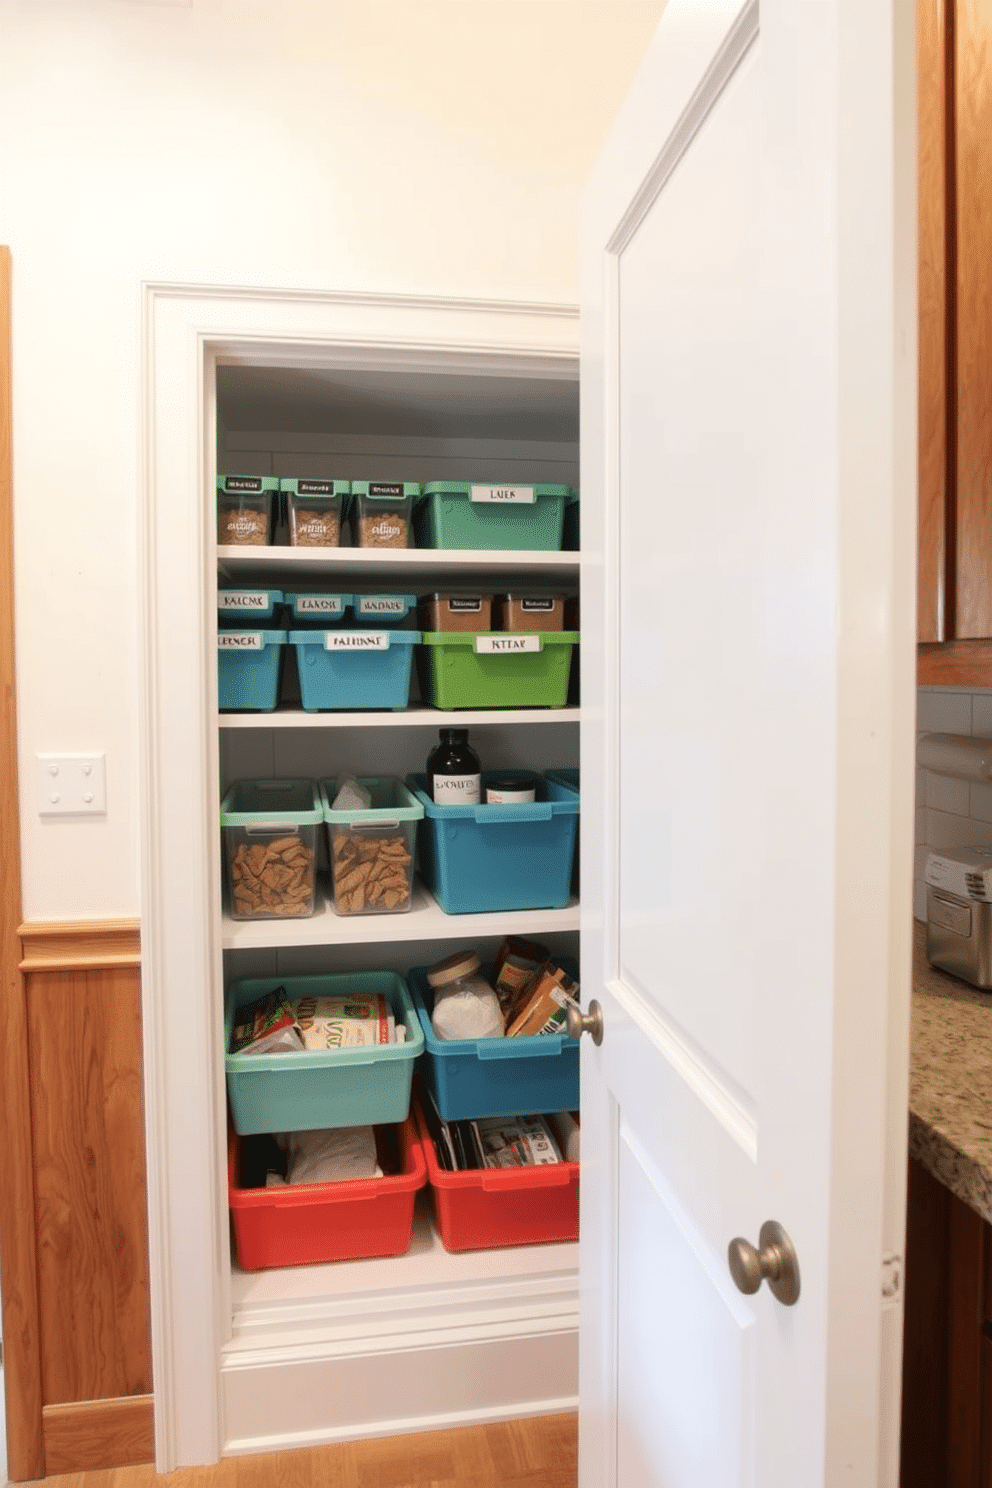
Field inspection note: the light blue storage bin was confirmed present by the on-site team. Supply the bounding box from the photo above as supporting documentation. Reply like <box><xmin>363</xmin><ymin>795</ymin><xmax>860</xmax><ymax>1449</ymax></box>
<box><xmin>224</xmin><ymin>971</ymin><xmax>424</xmax><ymax>1136</ymax></box>
<box><xmin>351</xmin><ymin>593</ymin><xmax>417</xmax><ymax>626</ymax></box>
<box><xmin>407</xmin><ymin>961</ymin><xmax>579</xmax><ymax>1121</ymax></box>
<box><xmin>406</xmin><ymin>771</ymin><xmax>580</xmax><ymax>914</ymax></box>
<box><xmin>217</xmin><ymin>630</ymin><xmax>287</xmax><ymax>712</ymax></box>
<box><xmin>544</xmin><ymin>768</ymin><xmax>579</xmax><ymax>796</ymax></box>
<box><xmin>289</xmin><ymin>629</ymin><xmax>421</xmax><ymax>711</ymax></box>
<box><xmin>218</xmin><ymin>588</ymin><xmax>283</xmax><ymax>626</ymax></box>
<box><xmin>283</xmin><ymin>593</ymin><xmax>352</xmax><ymax>627</ymax></box>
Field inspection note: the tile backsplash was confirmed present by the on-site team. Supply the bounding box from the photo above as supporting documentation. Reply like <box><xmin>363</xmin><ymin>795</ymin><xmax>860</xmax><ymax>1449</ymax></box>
<box><xmin>915</xmin><ymin>687</ymin><xmax>992</xmax><ymax>920</ymax></box>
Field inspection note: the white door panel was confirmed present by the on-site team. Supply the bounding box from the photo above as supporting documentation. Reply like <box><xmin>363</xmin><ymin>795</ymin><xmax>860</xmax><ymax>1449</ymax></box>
<box><xmin>580</xmin><ymin>0</ymin><xmax>916</xmax><ymax>1483</ymax></box>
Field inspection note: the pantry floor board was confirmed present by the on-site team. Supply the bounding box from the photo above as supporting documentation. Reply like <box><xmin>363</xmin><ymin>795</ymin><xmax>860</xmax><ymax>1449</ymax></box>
<box><xmin>17</xmin><ymin>1415</ymin><xmax>577</xmax><ymax>1488</ymax></box>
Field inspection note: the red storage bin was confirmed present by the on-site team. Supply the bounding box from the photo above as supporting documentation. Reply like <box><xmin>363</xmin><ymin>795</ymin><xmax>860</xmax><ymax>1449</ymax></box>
<box><xmin>414</xmin><ymin>1099</ymin><xmax>579</xmax><ymax>1252</ymax></box>
<box><xmin>229</xmin><ymin>1116</ymin><xmax>426</xmax><ymax>1270</ymax></box>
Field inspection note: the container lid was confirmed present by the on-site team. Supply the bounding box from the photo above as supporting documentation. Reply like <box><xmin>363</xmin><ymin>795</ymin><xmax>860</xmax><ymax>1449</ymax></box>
<box><xmin>419</xmin><ymin>482</ymin><xmax>569</xmax><ymax>500</ymax></box>
<box><xmin>427</xmin><ymin>949</ymin><xmax>482</xmax><ymax>990</ymax></box>
<box><xmin>279</xmin><ymin>478</ymin><xmax>349</xmax><ymax>498</ymax></box>
<box><xmin>217</xmin><ymin>589</ymin><xmax>283</xmax><ymax>614</ymax></box>
<box><xmin>220</xmin><ymin>778</ymin><xmax>322</xmax><ymax>827</ymax></box>
<box><xmin>284</xmin><ymin>592</ymin><xmax>351</xmax><ymax>619</ymax></box>
<box><xmin>350</xmin><ymin>481</ymin><xmax>420</xmax><ymax>500</ymax></box>
<box><xmin>351</xmin><ymin>593</ymin><xmax>416</xmax><ymax>619</ymax></box>
<box><xmin>217</xmin><ymin>475</ymin><xmax>279</xmax><ymax>495</ymax></box>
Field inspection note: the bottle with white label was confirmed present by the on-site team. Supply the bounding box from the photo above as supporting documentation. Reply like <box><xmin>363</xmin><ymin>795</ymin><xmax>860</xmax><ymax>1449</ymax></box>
<box><xmin>427</xmin><ymin>728</ymin><xmax>481</xmax><ymax>805</ymax></box>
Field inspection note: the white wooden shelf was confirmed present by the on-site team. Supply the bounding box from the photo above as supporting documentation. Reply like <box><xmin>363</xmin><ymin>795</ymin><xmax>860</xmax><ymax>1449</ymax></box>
<box><xmin>217</xmin><ymin>545</ymin><xmax>579</xmax><ymax>587</ymax></box>
<box><xmin>218</xmin><ymin>705</ymin><xmax>580</xmax><ymax>729</ymax></box>
<box><xmin>222</xmin><ymin>880</ymin><xmax>580</xmax><ymax>949</ymax></box>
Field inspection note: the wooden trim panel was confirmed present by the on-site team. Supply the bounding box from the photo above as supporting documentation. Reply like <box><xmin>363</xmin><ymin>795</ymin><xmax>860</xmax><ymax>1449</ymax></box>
<box><xmin>917</xmin><ymin>639</ymin><xmax>992</xmax><ymax>687</ymax></box>
<box><xmin>42</xmin><ymin>1395</ymin><xmax>155</xmax><ymax>1475</ymax></box>
<box><xmin>917</xmin><ymin>0</ymin><xmax>949</xmax><ymax>642</ymax></box>
<box><xmin>0</xmin><ymin>246</ymin><xmax>47</xmax><ymax>1482</ymax></box>
<box><xmin>19</xmin><ymin>918</ymin><xmax>140</xmax><ymax>971</ymax></box>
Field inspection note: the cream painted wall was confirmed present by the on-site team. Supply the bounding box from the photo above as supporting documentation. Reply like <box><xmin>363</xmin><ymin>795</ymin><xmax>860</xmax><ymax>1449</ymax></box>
<box><xmin>0</xmin><ymin>0</ymin><xmax>664</xmax><ymax>918</ymax></box>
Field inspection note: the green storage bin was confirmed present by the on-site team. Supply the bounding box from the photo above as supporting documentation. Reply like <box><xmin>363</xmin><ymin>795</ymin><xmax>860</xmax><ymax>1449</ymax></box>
<box><xmin>414</xmin><ymin>482</ymin><xmax>570</xmax><ymax>551</ymax></box>
<box><xmin>418</xmin><ymin>631</ymin><xmax>579</xmax><ymax>709</ymax></box>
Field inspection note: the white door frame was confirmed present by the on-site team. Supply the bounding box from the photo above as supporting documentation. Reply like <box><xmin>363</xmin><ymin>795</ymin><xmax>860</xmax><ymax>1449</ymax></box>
<box><xmin>139</xmin><ymin>284</ymin><xmax>583</xmax><ymax>1471</ymax></box>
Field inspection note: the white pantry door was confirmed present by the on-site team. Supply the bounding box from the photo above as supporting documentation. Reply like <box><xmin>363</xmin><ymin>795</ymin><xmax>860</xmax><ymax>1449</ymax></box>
<box><xmin>578</xmin><ymin>2</ymin><xmax>917</xmax><ymax>1486</ymax></box>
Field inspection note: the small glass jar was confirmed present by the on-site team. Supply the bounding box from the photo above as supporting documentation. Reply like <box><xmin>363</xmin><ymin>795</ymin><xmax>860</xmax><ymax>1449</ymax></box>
<box><xmin>427</xmin><ymin>950</ymin><xmax>504</xmax><ymax>1041</ymax></box>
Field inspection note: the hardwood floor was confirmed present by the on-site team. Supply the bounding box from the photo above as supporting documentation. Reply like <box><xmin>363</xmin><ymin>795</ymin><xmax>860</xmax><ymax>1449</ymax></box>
<box><xmin>17</xmin><ymin>1415</ymin><xmax>577</xmax><ymax>1488</ymax></box>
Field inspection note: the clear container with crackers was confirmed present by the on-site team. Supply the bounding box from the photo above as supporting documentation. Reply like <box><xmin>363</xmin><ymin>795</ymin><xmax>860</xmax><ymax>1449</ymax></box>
<box><xmin>348</xmin><ymin>481</ymin><xmax>419</xmax><ymax>549</ymax></box>
<box><xmin>220</xmin><ymin>779</ymin><xmax>322</xmax><ymax>920</ymax></box>
<box><xmin>320</xmin><ymin>776</ymin><xmax>424</xmax><ymax>916</ymax></box>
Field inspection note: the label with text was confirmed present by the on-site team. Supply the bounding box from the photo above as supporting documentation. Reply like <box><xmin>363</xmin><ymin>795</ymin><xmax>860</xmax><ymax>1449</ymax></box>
<box><xmin>469</xmin><ymin>485</ymin><xmax>536</xmax><ymax>504</ymax></box>
<box><xmin>223</xmin><ymin>476</ymin><xmax>264</xmax><ymax>493</ymax></box>
<box><xmin>475</xmin><ymin>634</ymin><xmax>541</xmax><ymax>654</ymax></box>
<box><xmin>433</xmin><ymin>774</ymin><xmax>482</xmax><ymax>805</ymax></box>
<box><xmin>323</xmin><ymin>632</ymin><xmax>390</xmax><ymax>651</ymax></box>
<box><xmin>218</xmin><ymin>591</ymin><xmax>270</xmax><ymax>612</ymax></box>
<box><xmin>218</xmin><ymin>633</ymin><xmax>264</xmax><ymax>650</ymax></box>
<box><xmin>355</xmin><ymin>597</ymin><xmax>406</xmax><ymax>616</ymax></box>
<box><xmin>297</xmin><ymin>597</ymin><xmax>345</xmax><ymax>615</ymax></box>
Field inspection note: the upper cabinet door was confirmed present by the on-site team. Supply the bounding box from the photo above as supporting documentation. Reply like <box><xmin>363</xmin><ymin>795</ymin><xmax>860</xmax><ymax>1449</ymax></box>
<box><xmin>578</xmin><ymin>3</ymin><xmax>916</xmax><ymax>1486</ymax></box>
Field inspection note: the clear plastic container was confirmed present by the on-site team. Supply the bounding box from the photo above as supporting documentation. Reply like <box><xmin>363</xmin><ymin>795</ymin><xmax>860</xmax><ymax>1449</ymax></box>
<box><xmin>281</xmin><ymin>478</ymin><xmax>349</xmax><ymax>548</ymax></box>
<box><xmin>217</xmin><ymin>476</ymin><xmax>279</xmax><ymax>546</ymax></box>
<box><xmin>220</xmin><ymin>778</ymin><xmax>322</xmax><ymax>919</ymax></box>
<box><xmin>349</xmin><ymin>481</ymin><xmax>419</xmax><ymax>549</ymax></box>
<box><xmin>320</xmin><ymin>776</ymin><xmax>423</xmax><ymax>915</ymax></box>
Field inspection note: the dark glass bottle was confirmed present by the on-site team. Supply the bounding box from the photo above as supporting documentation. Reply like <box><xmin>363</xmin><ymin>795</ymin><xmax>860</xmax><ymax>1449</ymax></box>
<box><xmin>427</xmin><ymin>728</ymin><xmax>481</xmax><ymax>805</ymax></box>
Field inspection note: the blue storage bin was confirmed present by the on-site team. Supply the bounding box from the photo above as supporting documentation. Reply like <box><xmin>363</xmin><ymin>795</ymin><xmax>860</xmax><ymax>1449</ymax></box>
<box><xmin>408</xmin><ymin>962</ymin><xmax>580</xmax><ymax>1121</ymax></box>
<box><xmin>544</xmin><ymin>768</ymin><xmax>579</xmax><ymax>796</ymax></box>
<box><xmin>350</xmin><ymin>593</ymin><xmax>417</xmax><ymax>627</ymax></box>
<box><xmin>284</xmin><ymin>593</ymin><xmax>352</xmax><ymax>627</ymax></box>
<box><xmin>224</xmin><ymin>971</ymin><xmax>425</xmax><ymax>1136</ymax></box>
<box><xmin>289</xmin><ymin>629</ymin><xmax>421</xmax><ymax>711</ymax></box>
<box><xmin>217</xmin><ymin>630</ymin><xmax>287</xmax><ymax>712</ymax></box>
<box><xmin>218</xmin><ymin>588</ymin><xmax>283</xmax><ymax>626</ymax></box>
<box><xmin>406</xmin><ymin>771</ymin><xmax>579</xmax><ymax>914</ymax></box>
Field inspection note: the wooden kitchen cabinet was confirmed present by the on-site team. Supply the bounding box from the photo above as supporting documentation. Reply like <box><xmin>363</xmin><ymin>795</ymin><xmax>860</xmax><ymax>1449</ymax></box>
<box><xmin>917</xmin><ymin>0</ymin><xmax>992</xmax><ymax>683</ymax></box>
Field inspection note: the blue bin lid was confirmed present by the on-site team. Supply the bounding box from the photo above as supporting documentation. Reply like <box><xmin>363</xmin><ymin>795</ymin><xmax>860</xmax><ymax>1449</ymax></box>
<box><xmin>217</xmin><ymin>588</ymin><xmax>283</xmax><ymax>620</ymax></box>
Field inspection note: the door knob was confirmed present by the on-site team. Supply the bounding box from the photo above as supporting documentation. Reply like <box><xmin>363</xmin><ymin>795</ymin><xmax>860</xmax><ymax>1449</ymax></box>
<box><xmin>727</xmin><ymin>1220</ymin><xmax>801</xmax><ymax>1305</ymax></box>
<box><xmin>566</xmin><ymin>999</ymin><xmax>603</xmax><ymax>1045</ymax></box>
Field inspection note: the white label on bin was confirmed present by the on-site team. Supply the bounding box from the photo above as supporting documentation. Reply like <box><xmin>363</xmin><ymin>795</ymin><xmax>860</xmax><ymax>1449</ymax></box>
<box><xmin>323</xmin><ymin>632</ymin><xmax>390</xmax><ymax>651</ymax></box>
<box><xmin>469</xmin><ymin>484</ymin><xmax>536</xmax><ymax>504</ymax></box>
<box><xmin>297</xmin><ymin>597</ymin><xmax>345</xmax><ymax>615</ymax></box>
<box><xmin>218</xmin><ymin>591</ymin><xmax>270</xmax><ymax>612</ymax></box>
<box><xmin>218</xmin><ymin>633</ymin><xmax>263</xmax><ymax>650</ymax></box>
<box><xmin>433</xmin><ymin>775</ymin><xmax>482</xmax><ymax>804</ymax></box>
<box><xmin>475</xmin><ymin>634</ymin><xmax>541</xmax><ymax>654</ymax></box>
<box><xmin>356</xmin><ymin>597</ymin><xmax>406</xmax><ymax>616</ymax></box>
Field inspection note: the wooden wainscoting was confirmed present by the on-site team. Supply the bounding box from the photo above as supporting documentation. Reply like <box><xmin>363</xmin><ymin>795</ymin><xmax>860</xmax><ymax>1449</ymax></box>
<box><xmin>16</xmin><ymin>920</ymin><xmax>154</xmax><ymax>1477</ymax></box>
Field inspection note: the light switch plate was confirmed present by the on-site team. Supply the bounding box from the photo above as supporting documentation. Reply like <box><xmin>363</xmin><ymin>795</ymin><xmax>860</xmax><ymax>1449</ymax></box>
<box><xmin>37</xmin><ymin>753</ymin><xmax>107</xmax><ymax>816</ymax></box>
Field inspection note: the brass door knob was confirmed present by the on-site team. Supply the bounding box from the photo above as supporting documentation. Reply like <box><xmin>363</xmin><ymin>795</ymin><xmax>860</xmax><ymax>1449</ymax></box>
<box><xmin>727</xmin><ymin>1221</ymin><xmax>801</xmax><ymax>1305</ymax></box>
<box><xmin>566</xmin><ymin>999</ymin><xmax>603</xmax><ymax>1045</ymax></box>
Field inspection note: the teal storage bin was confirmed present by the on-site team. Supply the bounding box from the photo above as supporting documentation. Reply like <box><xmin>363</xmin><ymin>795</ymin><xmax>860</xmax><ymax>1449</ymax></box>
<box><xmin>217</xmin><ymin>630</ymin><xmax>287</xmax><ymax>712</ymax></box>
<box><xmin>221</xmin><ymin>779</ymin><xmax>322</xmax><ymax>919</ymax></box>
<box><xmin>289</xmin><ymin>629</ymin><xmax>421</xmax><ymax>711</ymax></box>
<box><xmin>413</xmin><ymin>482</ymin><xmax>569</xmax><ymax>551</ymax></box>
<box><xmin>224</xmin><ymin>971</ymin><xmax>424</xmax><ymax>1136</ymax></box>
<box><xmin>218</xmin><ymin>588</ymin><xmax>283</xmax><ymax>626</ymax></box>
<box><xmin>418</xmin><ymin>631</ymin><xmax>579</xmax><ymax>710</ymax></box>
<box><xmin>406</xmin><ymin>771</ymin><xmax>579</xmax><ymax>914</ymax></box>
<box><xmin>408</xmin><ymin>961</ymin><xmax>580</xmax><ymax>1122</ymax></box>
<box><xmin>284</xmin><ymin>593</ymin><xmax>352</xmax><ymax>627</ymax></box>
<box><xmin>351</xmin><ymin>593</ymin><xmax>417</xmax><ymax>627</ymax></box>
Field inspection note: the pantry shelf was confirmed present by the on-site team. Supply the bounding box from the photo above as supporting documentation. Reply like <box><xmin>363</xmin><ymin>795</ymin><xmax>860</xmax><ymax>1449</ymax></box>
<box><xmin>217</xmin><ymin>545</ymin><xmax>579</xmax><ymax>588</ymax></box>
<box><xmin>221</xmin><ymin>881</ymin><xmax>581</xmax><ymax>950</ymax></box>
<box><xmin>218</xmin><ymin>705</ymin><xmax>581</xmax><ymax>729</ymax></box>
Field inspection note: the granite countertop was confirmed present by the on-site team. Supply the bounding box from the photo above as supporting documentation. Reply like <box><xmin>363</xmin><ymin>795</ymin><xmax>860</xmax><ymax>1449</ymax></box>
<box><xmin>911</xmin><ymin>918</ymin><xmax>992</xmax><ymax>1222</ymax></box>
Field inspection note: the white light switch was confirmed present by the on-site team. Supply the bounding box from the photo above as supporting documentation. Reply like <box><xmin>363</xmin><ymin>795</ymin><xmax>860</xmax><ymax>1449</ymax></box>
<box><xmin>37</xmin><ymin>753</ymin><xmax>107</xmax><ymax>816</ymax></box>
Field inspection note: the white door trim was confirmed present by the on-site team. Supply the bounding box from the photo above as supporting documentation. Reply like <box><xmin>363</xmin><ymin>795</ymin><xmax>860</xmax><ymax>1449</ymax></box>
<box><xmin>139</xmin><ymin>283</ymin><xmax>580</xmax><ymax>1471</ymax></box>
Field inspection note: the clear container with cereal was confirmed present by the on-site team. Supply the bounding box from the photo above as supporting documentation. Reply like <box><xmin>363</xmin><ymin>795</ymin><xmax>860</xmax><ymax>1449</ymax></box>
<box><xmin>320</xmin><ymin>776</ymin><xmax>424</xmax><ymax>915</ymax></box>
<box><xmin>349</xmin><ymin>481</ymin><xmax>419</xmax><ymax>549</ymax></box>
<box><xmin>217</xmin><ymin>475</ymin><xmax>279</xmax><ymax>547</ymax></box>
<box><xmin>493</xmin><ymin>594</ymin><xmax>565</xmax><ymax>632</ymax></box>
<box><xmin>220</xmin><ymin>779</ymin><xmax>322</xmax><ymax>919</ymax></box>
<box><xmin>281</xmin><ymin>478</ymin><xmax>349</xmax><ymax>548</ymax></box>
